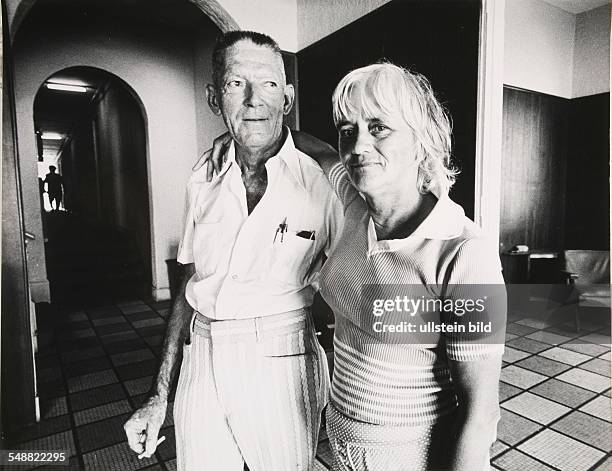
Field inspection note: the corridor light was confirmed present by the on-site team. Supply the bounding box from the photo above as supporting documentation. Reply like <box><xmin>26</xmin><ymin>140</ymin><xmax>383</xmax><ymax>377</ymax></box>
<box><xmin>41</xmin><ymin>132</ymin><xmax>64</xmax><ymax>140</ymax></box>
<box><xmin>46</xmin><ymin>83</ymin><xmax>87</xmax><ymax>93</ymax></box>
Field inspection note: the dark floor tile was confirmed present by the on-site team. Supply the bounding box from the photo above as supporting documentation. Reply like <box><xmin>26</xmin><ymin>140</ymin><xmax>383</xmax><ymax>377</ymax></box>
<box><xmin>87</xmin><ymin>307</ymin><xmax>122</xmax><ymax>319</ymax></box>
<box><xmin>76</xmin><ymin>412</ymin><xmax>132</xmax><ymax>453</ymax></box>
<box><xmin>15</xmin><ymin>429</ymin><xmax>77</xmax><ymax>457</ymax></box>
<box><xmin>62</xmin><ymin>346</ymin><xmax>106</xmax><ymax>364</ymax></box>
<box><xmin>70</xmin><ymin>383</ymin><xmax>127</xmax><ymax>411</ymax></box>
<box><xmin>136</xmin><ymin>326</ymin><xmax>166</xmax><ymax>338</ymax></box>
<box><xmin>35</xmin><ymin>456</ymin><xmax>83</xmax><ymax>471</ymax></box>
<box><xmin>506</xmin><ymin>323</ymin><xmax>538</xmax><ymax>336</ymax></box>
<box><xmin>82</xmin><ymin>441</ymin><xmax>157</xmax><ymax>471</ymax></box>
<box><xmin>506</xmin><ymin>337</ymin><xmax>552</xmax><ymax>354</ymax></box>
<box><xmin>497</xmin><ymin>409</ymin><xmax>542</xmax><ymax>446</ymax></box>
<box><xmin>551</xmin><ymin>411</ymin><xmax>612</xmax><ymax>452</ymax></box>
<box><xmin>156</xmin><ymin>426</ymin><xmax>176</xmax><ymax>461</ymax></box>
<box><xmin>38</xmin><ymin>378</ymin><xmax>67</xmax><ymax>398</ymax></box>
<box><xmin>100</xmin><ymin>330</ymin><xmax>140</xmax><ymax>345</ymax></box>
<box><xmin>40</xmin><ymin>395</ymin><xmax>69</xmax><ymax>419</ymax></box>
<box><xmin>37</xmin><ymin>354</ymin><xmax>62</xmax><ymax>370</ymax></box>
<box><xmin>531</xmin><ymin>378</ymin><xmax>597</xmax><ymax>408</ymax></box>
<box><xmin>499</xmin><ymin>382</ymin><xmax>523</xmax><ymax>402</ymax></box>
<box><xmin>515</xmin><ymin>355</ymin><xmax>572</xmax><ymax>377</ymax></box>
<box><xmin>104</xmin><ymin>338</ymin><xmax>147</xmax><ymax>354</ymax></box>
<box><xmin>143</xmin><ymin>335</ymin><xmax>164</xmax><ymax>348</ymax></box>
<box><xmin>63</xmin><ymin>356</ymin><xmax>112</xmax><ymax>378</ymax></box>
<box><xmin>96</xmin><ymin>323</ymin><xmax>134</xmax><ymax>336</ymax></box>
<box><xmin>125</xmin><ymin>310</ymin><xmax>160</xmax><ymax>322</ymax></box>
<box><xmin>111</xmin><ymin>349</ymin><xmax>155</xmax><ymax>367</ymax></box>
<box><xmin>9</xmin><ymin>415</ymin><xmax>72</xmax><ymax>444</ymax></box>
<box><xmin>579</xmin><ymin>358</ymin><xmax>612</xmax><ymax>378</ymax></box>
<box><xmin>58</xmin><ymin>337</ymin><xmax>101</xmax><ymax>352</ymax></box>
<box><xmin>116</xmin><ymin>360</ymin><xmax>158</xmax><ymax>381</ymax></box>
<box><xmin>61</xmin><ymin>320</ymin><xmax>92</xmax><ymax>331</ymax></box>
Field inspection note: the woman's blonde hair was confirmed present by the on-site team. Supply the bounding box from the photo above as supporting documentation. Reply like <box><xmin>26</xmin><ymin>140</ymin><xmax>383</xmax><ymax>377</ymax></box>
<box><xmin>332</xmin><ymin>62</ymin><xmax>458</xmax><ymax>194</ymax></box>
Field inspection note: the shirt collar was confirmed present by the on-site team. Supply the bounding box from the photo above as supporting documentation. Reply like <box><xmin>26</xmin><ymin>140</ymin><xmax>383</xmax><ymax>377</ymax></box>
<box><xmin>367</xmin><ymin>190</ymin><xmax>466</xmax><ymax>253</ymax></box>
<box><xmin>209</xmin><ymin>127</ymin><xmax>306</xmax><ymax>191</ymax></box>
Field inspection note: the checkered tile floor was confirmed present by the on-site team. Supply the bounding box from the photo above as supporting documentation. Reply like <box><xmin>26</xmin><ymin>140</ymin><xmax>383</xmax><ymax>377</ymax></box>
<box><xmin>5</xmin><ymin>299</ymin><xmax>611</xmax><ymax>470</ymax></box>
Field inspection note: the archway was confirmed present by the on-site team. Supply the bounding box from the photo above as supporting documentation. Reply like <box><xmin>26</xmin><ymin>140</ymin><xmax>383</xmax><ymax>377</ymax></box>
<box><xmin>35</xmin><ymin>66</ymin><xmax>152</xmax><ymax>305</ymax></box>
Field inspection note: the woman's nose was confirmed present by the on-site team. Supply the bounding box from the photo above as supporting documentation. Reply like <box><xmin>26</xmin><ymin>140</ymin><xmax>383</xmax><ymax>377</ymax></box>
<box><xmin>352</xmin><ymin>130</ymin><xmax>373</xmax><ymax>155</ymax></box>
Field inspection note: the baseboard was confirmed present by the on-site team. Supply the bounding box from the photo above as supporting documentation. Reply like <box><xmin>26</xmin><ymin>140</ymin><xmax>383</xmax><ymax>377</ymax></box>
<box><xmin>152</xmin><ymin>288</ymin><xmax>171</xmax><ymax>301</ymax></box>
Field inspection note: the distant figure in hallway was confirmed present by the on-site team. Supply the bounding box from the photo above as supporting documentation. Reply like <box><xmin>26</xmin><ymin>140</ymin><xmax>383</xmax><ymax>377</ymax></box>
<box><xmin>44</xmin><ymin>165</ymin><xmax>63</xmax><ymax>211</ymax></box>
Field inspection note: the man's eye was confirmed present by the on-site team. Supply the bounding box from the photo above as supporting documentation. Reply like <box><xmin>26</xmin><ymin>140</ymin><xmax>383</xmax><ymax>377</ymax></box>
<box><xmin>339</xmin><ymin>128</ymin><xmax>354</xmax><ymax>138</ymax></box>
<box><xmin>264</xmin><ymin>81</ymin><xmax>278</xmax><ymax>88</ymax></box>
<box><xmin>226</xmin><ymin>80</ymin><xmax>243</xmax><ymax>88</ymax></box>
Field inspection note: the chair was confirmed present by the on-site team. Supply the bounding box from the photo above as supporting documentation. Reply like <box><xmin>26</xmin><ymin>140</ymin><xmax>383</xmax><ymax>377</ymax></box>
<box><xmin>559</xmin><ymin>250</ymin><xmax>610</xmax><ymax>331</ymax></box>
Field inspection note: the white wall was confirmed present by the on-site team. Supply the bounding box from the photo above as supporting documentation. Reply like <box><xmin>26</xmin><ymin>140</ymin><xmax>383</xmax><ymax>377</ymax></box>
<box><xmin>13</xmin><ymin>19</ymin><xmax>225</xmax><ymax>300</ymax></box>
<box><xmin>217</xmin><ymin>0</ymin><xmax>298</xmax><ymax>51</ymax></box>
<box><xmin>573</xmin><ymin>5</ymin><xmax>611</xmax><ymax>97</ymax></box>
<box><xmin>504</xmin><ymin>0</ymin><xmax>576</xmax><ymax>98</ymax></box>
<box><xmin>296</xmin><ymin>0</ymin><xmax>392</xmax><ymax>50</ymax></box>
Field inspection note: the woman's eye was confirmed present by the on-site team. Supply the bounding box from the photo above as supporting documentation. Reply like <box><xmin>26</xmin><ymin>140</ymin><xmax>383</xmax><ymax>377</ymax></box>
<box><xmin>339</xmin><ymin>128</ymin><xmax>355</xmax><ymax>138</ymax></box>
<box><xmin>371</xmin><ymin>124</ymin><xmax>388</xmax><ymax>134</ymax></box>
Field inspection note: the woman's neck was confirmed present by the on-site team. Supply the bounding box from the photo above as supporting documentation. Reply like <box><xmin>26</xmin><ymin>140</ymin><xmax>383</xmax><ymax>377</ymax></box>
<box><xmin>365</xmin><ymin>186</ymin><xmax>437</xmax><ymax>241</ymax></box>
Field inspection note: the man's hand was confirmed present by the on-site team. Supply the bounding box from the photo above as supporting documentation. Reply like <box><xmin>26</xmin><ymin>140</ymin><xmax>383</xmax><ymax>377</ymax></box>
<box><xmin>205</xmin><ymin>132</ymin><xmax>233</xmax><ymax>181</ymax></box>
<box><xmin>124</xmin><ymin>395</ymin><xmax>168</xmax><ymax>458</ymax></box>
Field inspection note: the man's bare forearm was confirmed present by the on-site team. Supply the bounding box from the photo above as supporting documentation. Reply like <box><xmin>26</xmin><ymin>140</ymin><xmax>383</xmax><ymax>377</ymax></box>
<box><xmin>150</xmin><ymin>263</ymin><xmax>195</xmax><ymax>401</ymax></box>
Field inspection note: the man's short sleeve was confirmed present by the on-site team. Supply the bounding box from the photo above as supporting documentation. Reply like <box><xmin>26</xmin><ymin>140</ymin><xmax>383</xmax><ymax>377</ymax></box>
<box><xmin>177</xmin><ymin>184</ymin><xmax>195</xmax><ymax>265</ymax></box>
<box><xmin>328</xmin><ymin>163</ymin><xmax>359</xmax><ymax>210</ymax></box>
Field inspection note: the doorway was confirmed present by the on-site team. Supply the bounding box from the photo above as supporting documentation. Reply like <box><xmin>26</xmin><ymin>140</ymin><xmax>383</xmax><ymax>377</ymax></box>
<box><xmin>34</xmin><ymin>67</ymin><xmax>152</xmax><ymax>305</ymax></box>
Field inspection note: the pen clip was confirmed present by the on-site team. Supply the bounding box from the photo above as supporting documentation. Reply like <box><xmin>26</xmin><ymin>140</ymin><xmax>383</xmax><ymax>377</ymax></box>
<box><xmin>273</xmin><ymin>217</ymin><xmax>288</xmax><ymax>243</ymax></box>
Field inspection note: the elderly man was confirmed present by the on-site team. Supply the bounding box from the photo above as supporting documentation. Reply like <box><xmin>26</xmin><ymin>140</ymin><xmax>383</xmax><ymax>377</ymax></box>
<box><xmin>124</xmin><ymin>31</ymin><xmax>342</xmax><ymax>471</ymax></box>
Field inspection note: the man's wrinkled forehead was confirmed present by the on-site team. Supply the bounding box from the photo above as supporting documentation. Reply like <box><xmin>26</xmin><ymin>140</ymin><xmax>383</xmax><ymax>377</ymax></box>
<box><xmin>220</xmin><ymin>40</ymin><xmax>285</xmax><ymax>78</ymax></box>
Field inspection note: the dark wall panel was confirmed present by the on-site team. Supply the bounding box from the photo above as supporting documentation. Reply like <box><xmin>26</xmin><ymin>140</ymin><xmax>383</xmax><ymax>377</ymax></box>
<box><xmin>500</xmin><ymin>87</ymin><xmax>569</xmax><ymax>251</ymax></box>
<box><xmin>297</xmin><ymin>0</ymin><xmax>480</xmax><ymax>217</ymax></box>
<box><xmin>565</xmin><ymin>93</ymin><xmax>610</xmax><ymax>249</ymax></box>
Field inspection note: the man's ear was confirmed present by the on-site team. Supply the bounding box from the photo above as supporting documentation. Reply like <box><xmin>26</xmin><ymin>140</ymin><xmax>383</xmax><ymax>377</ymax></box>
<box><xmin>283</xmin><ymin>84</ymin><xmax>295</xmax><ymax>115</ymax></box>
<box><xmin>206</xmin><ymin>84</ymin><xmax>222</xmax><ymax>116</ymax></box>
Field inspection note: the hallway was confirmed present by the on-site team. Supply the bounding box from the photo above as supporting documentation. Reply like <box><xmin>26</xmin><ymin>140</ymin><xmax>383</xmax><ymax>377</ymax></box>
<box><xmin>5</xmin><ymin>297</ymin><xmax>610</xmax><ymax>470</ymax></box>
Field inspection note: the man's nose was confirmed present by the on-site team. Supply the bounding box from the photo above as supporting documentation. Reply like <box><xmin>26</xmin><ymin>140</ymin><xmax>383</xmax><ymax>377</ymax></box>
<box><xmin>244</xmin><ymin>83</ymin><xmax>264</xmax><ymax>107</ymax></box>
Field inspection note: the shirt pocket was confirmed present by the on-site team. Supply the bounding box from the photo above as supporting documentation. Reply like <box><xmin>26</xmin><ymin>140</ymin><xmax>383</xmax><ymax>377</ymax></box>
<box><xmin>267</xmin><ymin>231</ymin><xmax>316</xmax><ymax>288</ymax></box>
<box><xmin>193</xmin><ymin>220</ymin><xmax>223</xmax><ymax>278</ymax></box>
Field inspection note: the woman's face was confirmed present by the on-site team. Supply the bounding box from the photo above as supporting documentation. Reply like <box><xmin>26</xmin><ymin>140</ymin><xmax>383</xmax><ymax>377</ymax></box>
<box><xmin>336</xmin><ymin>101</ymin><xmax>419</xmax><ymax>196</ymax></box>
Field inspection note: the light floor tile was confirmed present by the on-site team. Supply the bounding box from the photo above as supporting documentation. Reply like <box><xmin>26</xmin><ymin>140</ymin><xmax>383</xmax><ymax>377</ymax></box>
<box><xmin>501</xmin><ymin>392</ymin><xmax>570</xmax><ymax>424</ymax></box>
<box><xmin>503</xmin><ymin>347</ymin><xmax>531</xmax><ymax>363</ymax></box>
<box><xmin>579</xmin><ymin>396</ymin><xmax>612</xmax><ymax>422</ymax></box>
<box><xmin>516</xmin><ymin>318</ymin><xmax>551</xmax><ymax>329</ymax></box>
<box><xmin>526</xmin><ymin>330</ymin><xmax>572</xmax><ymax>346</ymax></box>
<box><xmin>518</xmin><ymin>429</ymin><xmax>605</xmax><ymax>471</ymax></box>
<box><xmin>580</xmin><ymin>332</ymin><xmax>612</xmax><ymax>346</ymax></box>
<box><xmin>493</xmin><ymin>449</ymin><xmax>555</xmax><ymax>471</ymax></box>
<box><xmin>556</xmin><ymin>368</ymin><xmax>610</xmax><ymax>393</ymax></box>
<box><xmin>540</xmin><ymin>347</ymin><xmax>591</xmax><ymax>366</ymax></box>
<box><xmin>501</xmin><ymin>365</ymin><xmax>547</xmax><ymax>389</ymax></box>
<box><xmin>580</xmin><ymin>358</ymin><xmax>611</xmax><ymax>378</ymax></box>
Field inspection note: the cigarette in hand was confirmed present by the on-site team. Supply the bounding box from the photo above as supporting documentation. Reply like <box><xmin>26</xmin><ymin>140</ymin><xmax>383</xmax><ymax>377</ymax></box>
<box><xmin>138</xmin><ymin>435</ymin><xmax>166</xmax><ymax>459</ymax></box>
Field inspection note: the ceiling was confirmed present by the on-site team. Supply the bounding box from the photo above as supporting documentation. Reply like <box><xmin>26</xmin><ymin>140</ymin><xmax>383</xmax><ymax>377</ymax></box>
<box><xmin>541</xmin><ymin>0</ymin><xmax>611</xmax><ymax>14</ymax></box>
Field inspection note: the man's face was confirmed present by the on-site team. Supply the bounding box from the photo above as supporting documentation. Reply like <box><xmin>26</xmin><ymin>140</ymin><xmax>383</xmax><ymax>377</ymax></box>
<box><xmin>207</xmin><ymin>40</ymin><xmax>294</xmax><ymax>152</ymax></box>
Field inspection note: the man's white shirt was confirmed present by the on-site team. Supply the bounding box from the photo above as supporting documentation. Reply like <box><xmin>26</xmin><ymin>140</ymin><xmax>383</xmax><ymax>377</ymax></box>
<box><xmin>177</xmin><ymin>130</ymin><xmax>343</xmax><ymax>319</ymax></box>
